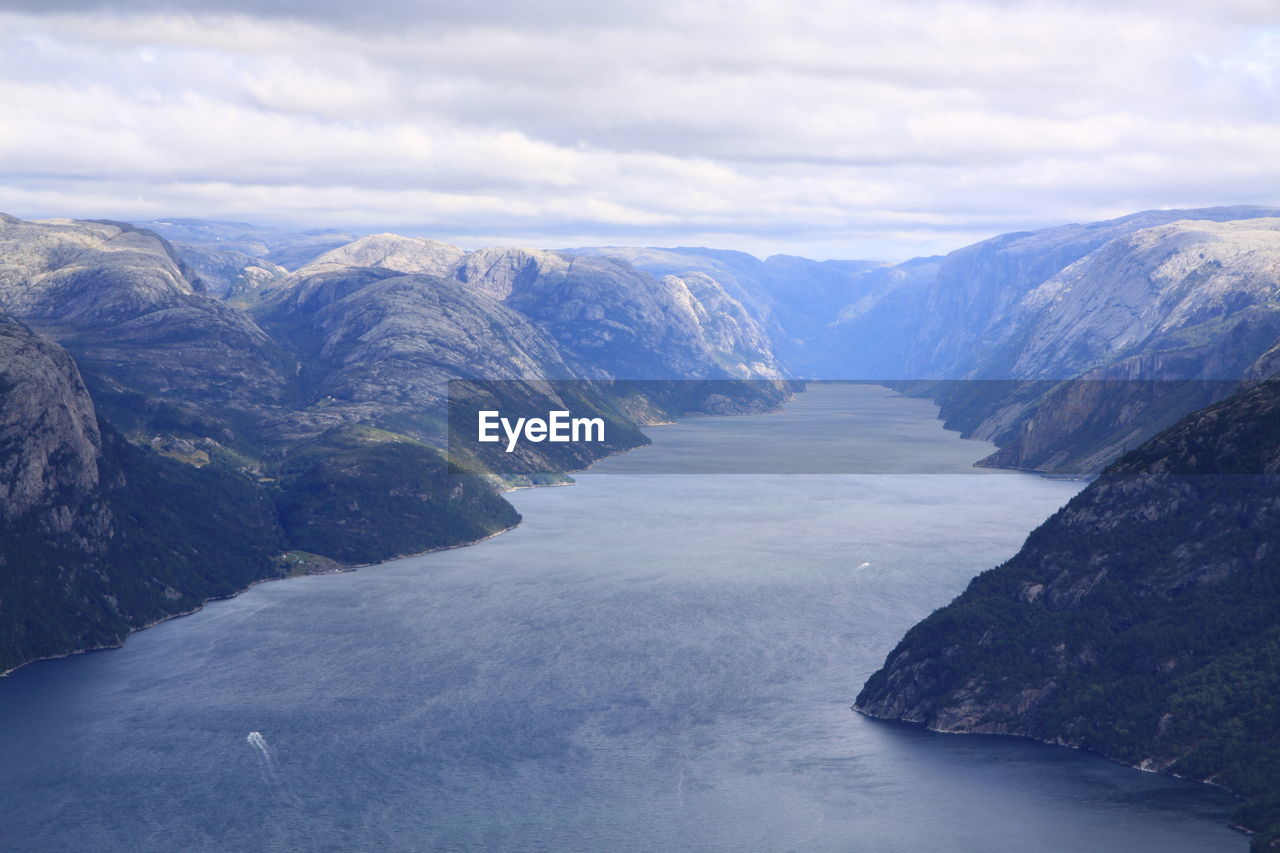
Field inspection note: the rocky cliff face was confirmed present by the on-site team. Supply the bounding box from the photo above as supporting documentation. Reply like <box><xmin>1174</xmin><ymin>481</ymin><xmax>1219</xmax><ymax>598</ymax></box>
<box><xmin>254</xmin><ymin>263</ymin><xmax>596</xmax><ymax>442</ymax></box>
<box><xmin>568</xmin><ymin>245</ymin><xmax>885</xmax><ymax>373</ymax></box>
<box><xmin>1006</xmin><ymin>218</ymin><xmax>1280</xmax><ymax>380</ymax></box>
<box><xmin>818</xmin><ymin>210</ymin><xmax>1280</xmax><ymax>474</ymax></box>
<box><xmin>452</xmin><ymin>247</ymin><xmax>785</xmax><ymax>382</ymax></box>
<box><xmin>828</xmin><ymin>206</ymin><xmax>1280</xmax><ymax>379</ymax></box>
<box><xmin>0</xmin><ymin>312</ymin><xmax>287</xmax><ymax>675</ymax></box>
<box><xmin>940</xmin><ymin>218</ymin><xmax>1280</xmax><ymax>473</ymax></box>
<box><xmin>856</xmin><ymin>378</ymin><xmax>1280</xmax><ymax>846</ymax></box>
<box><xmin>0</xmin><ymin>315</ymin><xmax>106</xmax><ymax>538</ymax></box>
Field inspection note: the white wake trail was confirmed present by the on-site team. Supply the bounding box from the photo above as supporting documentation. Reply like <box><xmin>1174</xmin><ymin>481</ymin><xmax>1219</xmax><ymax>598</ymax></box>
<box><xmin>247</xmin><ymin>731</ymin><xmax>278</xmax><ymax>783</ymax></box>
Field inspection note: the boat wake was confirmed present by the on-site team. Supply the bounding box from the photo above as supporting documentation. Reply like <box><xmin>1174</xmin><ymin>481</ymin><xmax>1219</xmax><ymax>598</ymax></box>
<box><xmin>247</xmin><ymin>731</ymin><xmax>278</xmax><ymax>784</ymax></box>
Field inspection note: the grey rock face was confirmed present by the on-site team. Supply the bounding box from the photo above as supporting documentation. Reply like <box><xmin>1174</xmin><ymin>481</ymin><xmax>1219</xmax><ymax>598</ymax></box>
<box><xmin>829</xmin><ymin>205</ymin><xmax>1280</xmax><ymax>381</ymax></box>
<box><xmin>257</xmin><ymin>266</ymin><xmax>586</xmax><ymax>440</ymax></box>
<box><xmin>451</xmin><ymin>247</ymin><xmax>783</xmax><ymax>380</ymax></box>
<box><xmin>1010</xmin><ymin>219</ymin><xmax>1280</xmax><ymax>379</ymax></box>
<box><xmin>0</xmin><ymin>216</ymin><xmax>293</xmax><ymax>412</ymax></box>
<box><xmin>452</xmin><ymin>246</ymin><xmax>569</xmax><ymax>302</ymax></box>
<box><xmin>0</xmin><ymin>216</ymin><xmax>294</xmax><ymax>414</ymax></box>
<box><xmin>310</xmin><ymin>233</ymin><xmax>466</xmax><ymax>277</ymax></box>
<box><xmin>0</xmin><ymin>315</ymin><xmax>103</xmax><ymax>529</ymax></box>
<box><xmin>569</xmin><ymin>245</ymin><xmax>885</xmax><ymax>374</ymax></box>
<box><xmin>942</xmin><ymin>219</ymin><xmax>1280</xmax><ymax>473</ymax></box>
<box><xmin>0</xmin><ymin>216</ymin><xmax>199</xmax><ymax>321</ymax></box>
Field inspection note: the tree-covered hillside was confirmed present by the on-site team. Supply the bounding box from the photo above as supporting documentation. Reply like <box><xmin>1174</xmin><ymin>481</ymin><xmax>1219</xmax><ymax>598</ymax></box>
<box><xmin>857</xmin><ymin>379</ymin><xmax>1280</xmax><ymax>848</ymax></box>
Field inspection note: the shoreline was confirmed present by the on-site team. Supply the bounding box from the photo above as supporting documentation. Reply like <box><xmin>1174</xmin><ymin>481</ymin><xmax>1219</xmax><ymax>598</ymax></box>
<box><xmin>1</xmin><ymin>385</ymin><xmax>1038</xmax><ymax>683</ymax></box>
<box><xmin>850</xmin><ymin>706</ymin><xmax>1252</xmax><ymax>838</ymax></box>
<box><xmin>1</xmin><ymin>391</ymin><xmax>800</xmax><ymax>680</ymax></box>
<box><xmin>0</xmin><ymin>520</ymin><xmax>523</xmax><ymax>680</ymax></box>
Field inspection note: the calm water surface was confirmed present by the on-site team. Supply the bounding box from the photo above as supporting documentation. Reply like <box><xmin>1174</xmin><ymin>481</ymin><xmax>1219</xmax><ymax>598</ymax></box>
<box><xmin>0</xmin><ymin>384</ymin><xmax>1245</xmax><ymax>851</ymax></box>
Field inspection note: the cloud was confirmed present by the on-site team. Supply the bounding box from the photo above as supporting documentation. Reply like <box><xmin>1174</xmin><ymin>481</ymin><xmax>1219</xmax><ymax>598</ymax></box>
<box><xmin>0</xmin><ymin>1</ymin><xmax>1277</xmax><ymax>260</ymax></box>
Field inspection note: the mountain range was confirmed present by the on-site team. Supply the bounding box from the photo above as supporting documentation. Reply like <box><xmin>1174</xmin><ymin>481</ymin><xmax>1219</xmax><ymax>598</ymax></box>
<box><xmin>5</xmin><ymin>204</ymin><xmax>1280</xmax><ymax>844</ymax></box>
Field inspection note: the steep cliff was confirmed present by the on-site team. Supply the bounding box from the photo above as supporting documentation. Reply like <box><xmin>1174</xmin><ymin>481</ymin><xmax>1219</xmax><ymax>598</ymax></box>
<box><xmin>0</xmin><ymin>315</ymin><xmax>284</xmax><ymax>675</ymax></box>
<box><xmin>856</xmin><ymin>379</ymin><xmax>1280</xmax><ymax>847</ymax></box>
<box><xmin>451</xmin><ymin>245</ymin><xmax>784</xmax><ymax>381</ymax></box>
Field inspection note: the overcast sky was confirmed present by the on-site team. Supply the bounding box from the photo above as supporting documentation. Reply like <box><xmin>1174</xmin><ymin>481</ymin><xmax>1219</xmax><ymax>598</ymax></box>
<box><xmin>1</xmin><ymin>1</ymin><xmax>1277</xmax><ymax>260</ymax></box>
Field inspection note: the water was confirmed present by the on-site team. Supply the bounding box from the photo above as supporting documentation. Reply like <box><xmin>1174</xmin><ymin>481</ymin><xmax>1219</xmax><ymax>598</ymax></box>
<box><xmin>0</xmin><ymin>384</ymin><xmax>1245</xmax><ymax>852</ymax></box>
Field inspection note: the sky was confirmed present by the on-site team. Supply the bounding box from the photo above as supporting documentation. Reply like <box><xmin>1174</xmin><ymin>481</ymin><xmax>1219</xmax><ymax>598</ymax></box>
<box><xmin>1</xmin><ymin>0</ymin><xmax>1277</xmax><ymax>260</ymax></box>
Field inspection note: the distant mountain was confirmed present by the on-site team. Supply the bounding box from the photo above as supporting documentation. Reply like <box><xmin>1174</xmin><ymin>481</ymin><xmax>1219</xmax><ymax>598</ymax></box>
<box><xmin>309</xmin><ymin>233</ymin><xmax>465</xmax><ymax>277</ymax></box>
<box><xmin>253</xmin><ymin>261</ymin><xmax>600</xmax><ymax>441</ymax></box>
<box><xmin>169</xmin><ymin>241</ymin><xmax>287</xmax><ymax>302</ymax></box>
<box><xmin>567</xmin><ymin>245</ymin><xmax>884</xmax><ymax>373</ymax></box>
<box><xmin>0</xmin><ymin>215</ymin><xmax>297</xmax><ymax>432</ymax></box>
<box><xmin>825</xmin><ymin>206</ymin><xmax>1280</xmax><ymax>378</ymax></box>
<box><xmin>135</xmin><ymin>218</ymin><xmax>360</xmax><ymax>269</ymax></box>
<box><xmin>855</xmin><ymin>377</ymin><xmax>1280</xmax><ymax>848</ymax></box>
<box><xmin>816</xmin><ymin>207</ymin><xmax>1280</xmax><ymax>474</ymax></box>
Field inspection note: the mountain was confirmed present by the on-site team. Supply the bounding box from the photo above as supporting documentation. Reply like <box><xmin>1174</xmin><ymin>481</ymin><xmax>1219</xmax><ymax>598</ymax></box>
<box><xmin>855</xmin><ymin>377</ymin><xmax>1280</xmax><ymax>848</ymax></box>
<box><xmin>568</xmin><ymin>245</ymin><xmax>885</xmax><ymax>372</ymax></box>
<box><xmin>815</xmin><ymin>208</ymin><xmax>1280</xmax><ymax>474</ymax></box>
<box><xmin>0</xmin><ymin>215</ymin><xmax>297</xmax><ymax>445</ymax></box>
<box><xmin>0</xmin><ymin>313</ymin><xmax>283</xmax><ymax>675</ymax></box>
<box><xmin>932</xmin><ymin>217</ymin><xmax>1280</xmax><ymax>474</ymax></box>
<box><xmin>135</xmin><ymin>218</ymin><xmax>360</xmax><ymax>269</ymax></box>
<box><xmin>168</xmin><ymin>241</ymin><xmax>287</xmax><ymax>303</ymax></box>
<box><xmin>309</xmin><ymin>233</ymin><xmax>465</xmax><ymax>277</ymax></box>
<box><xmin>827</xmin><ymin>206</ymin><xmax>1280</xmax><ymax>379</ymax></box>
<box><xmin>0</xmin><ymin>215</ymin><xmax>800</xmax><ymax>675</ymax></box>
<box><xmin>564</xmin><ymin>213</ymin><xmax>1280</xmax><ymax>477</ymax></box>
<box><xmin>253</xmin><ymin>263</ymin><xmax>590</xmax><ymax>441</ymax></box>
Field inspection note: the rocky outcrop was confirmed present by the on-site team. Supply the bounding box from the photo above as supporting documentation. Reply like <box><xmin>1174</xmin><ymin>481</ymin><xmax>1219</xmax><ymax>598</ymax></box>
<box><xmin>452</xmin><ymin>246</ymin><xmax>569</xmax><ymax>302</ymax></box>
<box><xmin>570</xmin><ymin>245</ymin><xmax>886</xmax><ymax>373</ymax></box>
<box><xmin>488</xmin><ymin>251</ymin><xmax>783</xmax><ymax>379</ymax></box>
<box><xmin>0</xmin><ymin>315</ymin><xmax>106</xmax><ymax>535</ymax></box>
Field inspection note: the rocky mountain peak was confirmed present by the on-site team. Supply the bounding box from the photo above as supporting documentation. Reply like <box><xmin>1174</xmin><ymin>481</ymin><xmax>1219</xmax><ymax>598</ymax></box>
<box><xmin>451</xmin><ymin>246</ymin><xmax>570</xmax><ymax>302</ymax></box>
<box><xmin>310</xmin><ymin>233</ymin><xmax>466</xmax><ymax>277</ymax></box>
<box><xmin>1011</xmin><ymin>218</ymin><xmax>1280</xmax><ymax>380</ymax></box>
